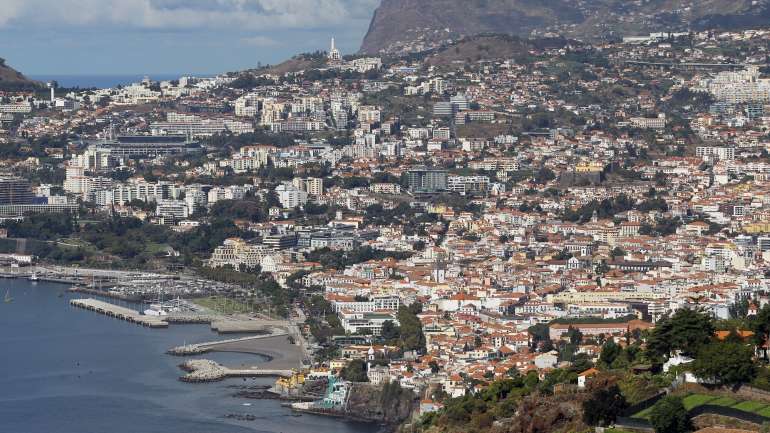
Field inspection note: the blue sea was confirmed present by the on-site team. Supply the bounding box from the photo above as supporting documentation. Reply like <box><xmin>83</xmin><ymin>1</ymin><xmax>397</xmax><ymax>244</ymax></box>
<box><xmin>28</xmin><ymin>75</ymin><xmax>211</xmax><ymax>89</ymax></box>
<box><xmin>0</xmin><ymin>280</ymin><xmax>374</xmax><ymax>433</ymax></box>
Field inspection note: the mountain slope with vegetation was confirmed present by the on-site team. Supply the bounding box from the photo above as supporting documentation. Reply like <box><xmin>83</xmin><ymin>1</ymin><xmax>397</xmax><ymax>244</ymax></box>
<box><xmin>0</xmin><ymin>58</ymin><xmax>40</xmax><ymax>91</ymax></box>
<box><xmin>361</xmin><ymin>0</ymin><xmax>769</xmax><ymax>54</ymax></box>
<box><xmin>418</xmin><ymin>34</ymin><xmax>574</xmax><ymax>67</ymax></box>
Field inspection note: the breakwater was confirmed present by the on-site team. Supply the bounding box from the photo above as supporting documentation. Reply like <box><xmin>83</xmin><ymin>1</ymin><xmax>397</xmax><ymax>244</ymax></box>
<box><xmin>178</xmin><ymin>359</ymin><xmax>292</xmax><ymax>382</ymax></box>
<box><xmin>167</xmin><ymin>331</ymin><xmax>284</xmax><ymax>356</ymax></box>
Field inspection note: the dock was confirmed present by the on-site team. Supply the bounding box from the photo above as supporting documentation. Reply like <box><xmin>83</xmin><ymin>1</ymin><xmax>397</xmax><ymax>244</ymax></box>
<box><xmin>178</xmin><ymin>359</ymin><xmax>292</xmax><ymax>382</ymax></box>
<box><xmin>67</xmin><ymin>287</ymin><xmax>139</xmax><ymax>301</ymax></box>
<box><xmin>69</xmin><ymin>298</ymin><xmax>169</xmax><ymax>328</ymax></box>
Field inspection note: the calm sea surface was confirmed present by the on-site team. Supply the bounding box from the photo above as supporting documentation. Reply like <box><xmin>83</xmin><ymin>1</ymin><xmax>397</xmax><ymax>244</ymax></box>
<box><xmin>28</xmin><ymin>75</ymin><xmax>207</xmax><ymax>89</ymax></box>
<box><xmin>0</xmin><ymin>279</ymin><xmax>374</xmax><ymax>433</ymax></box>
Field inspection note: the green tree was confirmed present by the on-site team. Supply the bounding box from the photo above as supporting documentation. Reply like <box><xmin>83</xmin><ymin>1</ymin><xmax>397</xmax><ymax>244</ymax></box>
<box><xmin>566</xmin><ymin>326</ymin><xmax>583</xmax><ymax>345</ymax></box>
<box><xmin>692</xmin><ymin>341</ymin><xmax>756</xmax><ymax>386</ymax></box>
<box><xmin>528</xmin><ymin>323</ymin><xmax>550</xmax><ymax>351</ymax></box>
<box><xmin>600</xmin><ymin>339</ymin><xmax>621</xmax><ymax>367</ymax></box>
<box><xmin>649</xmin><ymin>396</ymin><xmax>692</xmax><ymax>433</ymax></box>
<box><xmin>534</xmin><ymin>167</ymin><xmax>556</xmax><ymax>184</ymax></box>
<box><xmin>339</xmin><ymin>359</ymin><xmax>369</xmax><ymax>382</ymax></box>
<box><xmin>396</xmin><ymin>304</ymin><xmax>426</xmax><ymax>352</ymax></box>
<box><xmin>647</xmin><ymin>308</ymin><xmax>715</xmax><ymax>359</ymax></box>
<box><xmin>582</xmin><ymin>384</ymin><xmax>628</xmax><ymax>427</ymax></box>
<box><xmin>381</xmin><ymin>320</ymin><xmax>400</xmax><ymax>340</ymax></box>
<box><xmin>610</xmin><ymin>247</ymin><xmax>626</xmax><ymax>259</ymax></box>
<box><xmin>753</xmin><ymin>304</ymin><xmax>770</xmax><ymax>349</ymax></box>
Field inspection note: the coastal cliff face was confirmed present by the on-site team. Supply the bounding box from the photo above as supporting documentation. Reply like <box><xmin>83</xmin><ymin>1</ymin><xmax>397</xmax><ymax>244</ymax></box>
<box><xmin>415</xmin><ymin>391</ymin><xmax>590</xmax><ymax>433</ymax></box>
<box><xmin>497</xmin><ymin>392</ymin><xmax>588</xmax><ymax>433</ymax></box>
<box><xmin>360</xmin><ymin>0</ymin><xmax>769</xmax><ymax>54</ymax></box>
<box><xmin>347</xmin><ymin>382</ymin><xmax>415</xmax><ymax>424</ymax></box>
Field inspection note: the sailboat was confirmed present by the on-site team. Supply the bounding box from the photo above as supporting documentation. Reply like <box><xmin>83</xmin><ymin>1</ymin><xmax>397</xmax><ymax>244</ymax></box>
<box><xmin>4</xmin><ymin>289</ymin><xmax>13</xmax><ymax>303</ymax></box>
<box><xmin>143</xmin><ymin>288</ymin><xmax>169</xmax><ymax>316</ymax></box>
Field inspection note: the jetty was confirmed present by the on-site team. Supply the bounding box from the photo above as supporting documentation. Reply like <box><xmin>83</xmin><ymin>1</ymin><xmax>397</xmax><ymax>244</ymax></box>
<box><xmin>69</xmin><ymin>298</ymin><xmax>168</xmax><ymax>328</ymax></box>
<box><xmin>178</xmin><ymin>359</ymin><xmax>292</xmax><ymax>382</ymax></box>
<box><xmin>167</xmin><ymin>330</ymin><xmax>287</xmax><ymax>356</ymax></box>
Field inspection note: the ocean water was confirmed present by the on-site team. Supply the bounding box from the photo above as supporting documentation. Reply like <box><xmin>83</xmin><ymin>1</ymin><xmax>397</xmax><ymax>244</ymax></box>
<box><xmin>0</xmin><ymin>280</ymin><xmax>374</xmax><ymax>433</ymax></box>
<box><xmin>27</xmin><ymin>75</ymin><xmax>208</xmax><ymax>89</ymax></box>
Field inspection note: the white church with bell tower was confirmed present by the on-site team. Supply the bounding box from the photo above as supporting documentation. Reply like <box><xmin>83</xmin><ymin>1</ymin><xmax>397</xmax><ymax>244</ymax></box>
<box><xmin>328</xmin><ymin>37</ymin><xmax>342</xmax><ymax>63</ymax></box>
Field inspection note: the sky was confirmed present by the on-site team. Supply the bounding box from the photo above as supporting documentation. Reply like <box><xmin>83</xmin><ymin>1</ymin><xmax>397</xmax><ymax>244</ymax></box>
<box><xmin>0</xmin><ymin>0</ymin><xmax>380</xmax><ymax>76</ymax></box>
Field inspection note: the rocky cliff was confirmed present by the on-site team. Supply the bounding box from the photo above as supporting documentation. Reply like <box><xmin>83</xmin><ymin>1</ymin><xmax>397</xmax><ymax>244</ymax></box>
<box><xmin>347</xmin><ymin>382</ymin><xmax>416</xmax><ymax>424</ymax></box>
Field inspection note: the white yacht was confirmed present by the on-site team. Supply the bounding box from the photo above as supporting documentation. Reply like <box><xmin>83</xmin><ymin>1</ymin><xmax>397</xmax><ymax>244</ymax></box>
<box><xmin>143</xmin><ymin>303</ymin><xmax>169</xmax><ymax>316</ymax></box>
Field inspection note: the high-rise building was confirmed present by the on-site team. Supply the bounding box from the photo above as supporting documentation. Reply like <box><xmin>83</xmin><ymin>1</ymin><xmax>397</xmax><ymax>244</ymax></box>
<box><xmin>275</xmin><ymin>183</ymin><xmax>308</xmax><ymax>208</ymax></box>
<box><xmin>0</xmin><ymin>177</ymin><xmax>33</xmax><ymax>205</ymax></box>
<box><xmin>293</xmin><ymin>177</ymin><xmax>324</xmax><ymax>197</ymax></box>
<box><xmin>407</xmin><ymin>168</ymin><xmax>448</xmax><ymax>194</ymax></box>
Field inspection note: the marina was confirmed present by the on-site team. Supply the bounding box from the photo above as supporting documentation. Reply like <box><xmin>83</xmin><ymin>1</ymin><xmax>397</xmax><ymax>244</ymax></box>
<box><xmin>0</xmin><ymin>265</ymin><xmax>237</xmax><ymax>300</ymax></box>
<box><xmin>1</xmin><ymin>280</ymin><xmax>372</xmax><ymax>433</ymax></box>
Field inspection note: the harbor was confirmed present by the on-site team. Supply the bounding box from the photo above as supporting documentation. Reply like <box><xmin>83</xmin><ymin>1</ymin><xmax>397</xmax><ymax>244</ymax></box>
<box><xmin>2</xmin><ymin>279</ymin><xmax>373</xmax><ymax>433</ymax></box>
<box><xmin>8</xmin><ymin>270</ymin><xmax>329</xmax><ymax>425</ymax></box>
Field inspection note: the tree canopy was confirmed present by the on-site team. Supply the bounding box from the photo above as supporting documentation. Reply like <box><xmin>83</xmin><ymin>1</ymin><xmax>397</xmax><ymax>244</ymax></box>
<box><xmin>691</xmin><ymin>340</ymin><xmax>756</xmax><ymax>386</ymax></box>
<box><xmin>649</xmin><ymin>395</ymin><xmax>692</xmax><ymax>433</ymax></box>
<box><xmin>646</xmin><ymin>308</ymin><xmax>715</xmax><ymax>359</ymax></box>
<box><xmin>395</xmin><ymin>303</ymin><xmax>426</xmax><ymax>353</ymax></box>
<box><xmin>582</xmin><ymin>384</ymin><xmax>628</xmax><ymax>427</ymax></box>
<box><xmin>339</xmin><ymin>359</ymin><xmax>369</xmax><ymax>382</ymax></box>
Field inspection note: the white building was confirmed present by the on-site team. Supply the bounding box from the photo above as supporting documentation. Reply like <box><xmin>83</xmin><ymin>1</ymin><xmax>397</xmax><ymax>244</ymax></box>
<box><xmin>155</xmin><ymin>199</ymin><xmax>189</xmax><ymax>219</ymax></box>
<box><xmin>339</xmin><ymin>311</ymin><xmax>398</xmax><ymax>336</ymax></box>
<box><xmin>208</xmin><ymin>238</ymin><xmax>270</xmax><ymax>269</ymax></box>
<box><xmin>700</xmin><ymin>66</ymin><xmax>770</xmax><ymax>103</ymax></box>
<box><xmin>696</xmin><ymin>146</ymin><xmax>735</xmax><ymax>161</ymax></box>
<box><xmin>292</xmin><ymin>177</ymin><xmax>323</xmax><ymax>197</ymax></box>
<box><xmin>275</xmin><ymin>183</ymin><xmax>308</xmax><ymax>209</ymax></box>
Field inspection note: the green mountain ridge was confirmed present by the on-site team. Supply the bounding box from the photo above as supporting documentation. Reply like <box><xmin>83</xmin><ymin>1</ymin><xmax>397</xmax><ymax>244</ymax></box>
<box><xmin>0</xmin><ymin>58</ymin><xmax>40</xmax><ymax>91</ymax></box>
<box><xmin>360</xmin><ymin>0</ymin><xmax>770</xmax><ymax>54</ymax></box>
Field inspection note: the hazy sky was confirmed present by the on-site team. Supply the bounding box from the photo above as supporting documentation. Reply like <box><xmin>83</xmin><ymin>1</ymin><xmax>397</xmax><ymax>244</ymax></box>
<box><xmin>0</xmin><ymin>0</ymin><xmax>380</xmax><ymax>75</ymax></box>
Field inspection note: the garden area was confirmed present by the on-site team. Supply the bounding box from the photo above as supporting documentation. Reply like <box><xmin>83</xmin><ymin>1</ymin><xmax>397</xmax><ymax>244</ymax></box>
<box><xmin>192</xmin><ymin>296</ymin><xmax>259</xmax><ymax>315</ymax></box>
<box><xmin>632</xmin><ymin>393</ymin><xmax>770</xmax><ymax>420</ymax></box>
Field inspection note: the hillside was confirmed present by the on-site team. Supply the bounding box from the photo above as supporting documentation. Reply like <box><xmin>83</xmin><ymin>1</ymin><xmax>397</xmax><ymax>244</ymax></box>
<box><xmin>419</xmin><ymin>35</ymin><xmax>572</xmax><ymax>67</ymax></box>
<box><xmin>240</xmin><ymin>52</ymin><xmax>328</xmax><ymax>78</ymax></box>
<box><xmin>360</xmin><ymin>0</ymin><xmax>770</xmax><ymax>55</ymax></box>
<box><xmin>0</xmin><ymin>58</ymin><xmax>40</xmax><ymax>91</ymax></box>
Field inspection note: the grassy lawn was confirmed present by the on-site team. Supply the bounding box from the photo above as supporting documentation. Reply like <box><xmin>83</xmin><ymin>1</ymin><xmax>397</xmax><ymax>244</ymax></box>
<box><xmin>757</xmin><ymin>406</ymin><xmax>770</xmax><ymax>418</ymax></box>
<box><xmin>606</xmin><ymin>429</ymin><xmax>636</xmax><ymax>433</ymax></box>
<box><xmin>632</xmin><ymin>393</ymin><xmax>770</xmax><ymax>420</ymax></box>
<box><xmin>193</xmin><ymin>296</ymin><xmax>257</xmax><ymax>314</ymax></box>
<box><xmin>733</xmin><ymin>400</ymin><xmax>767</xmax><ymax>412</ymax></box>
